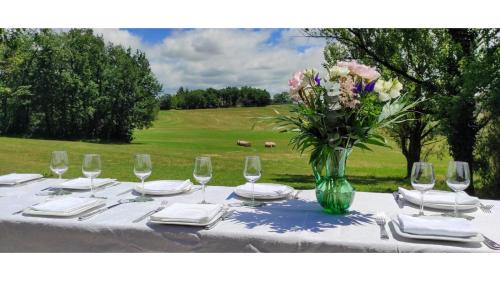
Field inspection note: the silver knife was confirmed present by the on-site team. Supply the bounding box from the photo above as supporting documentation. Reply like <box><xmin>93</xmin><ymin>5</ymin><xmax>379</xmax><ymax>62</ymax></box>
<box><xmin>78</xmin><ymin>199</ymin><xmax>134</xmax><ymax>221</ymax></box>
<box><xmin>132</xmin><ymin>204</ymin><xmax>167</xmax><ymax>223</ymax></box>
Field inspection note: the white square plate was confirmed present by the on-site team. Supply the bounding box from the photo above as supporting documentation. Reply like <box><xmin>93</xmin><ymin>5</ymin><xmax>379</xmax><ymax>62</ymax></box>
<box><xmin>234</xmin><ymin>183</ymin><xmax>294</xmax><ymax>200</ymax></box>
<box><xmin>149</xmin><ymin>208</ymin><xmax>226</xmax><ymax>226</ymax></box>
<box><xmin>56</xmin><ymin>178</ymin><xmax>116</xmax><ymax>190</ymax></box>
<box><xmin>23</xmin><ymin>198</ymin><xmax>105</xmax><ymax>217</ymax></box>
<box><xmin>391</xmin><ymin>217</ymin><xmax>484</xmax><ymax>243</ymax></box>
<box><xmin>134</xmin><ymin>180</ymin><xmax>192</xmax><ymax>196</ymax></box>
<box><xmin>0</xmin><ymin>173</ymin><xmax>43</xmax><ymax>185</ymax></box>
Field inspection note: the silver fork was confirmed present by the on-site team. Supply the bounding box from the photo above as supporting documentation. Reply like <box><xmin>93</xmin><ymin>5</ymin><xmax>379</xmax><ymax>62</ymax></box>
<box><xmin>482</xmin><ymin>234</ymin><xmax>500</xmax><ymax>250</ymax></box>
<box><xmin>292</xmin><ymin>190</ymin><xmax>302</xmax><ymax>199</ymax></box>
<box><xmin>479</xmin><ymin>203</ymin><xmax>494</xmax><ymax>213</ymax></box>
<box><xmin>205</xmin><ymin>209</ymin><xmax>234</xmax><ymax>230</ymax></box>
<box><xmin>375</xmin><ymin>213</ymin><xmax>389</xmax><ymax>240</ymax></box>
<box><xmin>132</xmin><ymin>200</ymin><xmax>169</xmax><ymax>223</ymax></box>
<box><xmin>116</xmin><ymin>188</ymin><xmax>133</xmax><ymax>196</ymax></box>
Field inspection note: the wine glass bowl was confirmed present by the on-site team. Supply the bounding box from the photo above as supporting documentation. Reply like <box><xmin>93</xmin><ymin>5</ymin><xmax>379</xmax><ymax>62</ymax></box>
<box><xmin>134</xmin><ymin>154</ymin><xmax>153</xmax><ymax>202</ymax></box>
<box><xmin>410</xmin><ymin>162</ymin><xmax>435</xmax><ymax>216</ymax></box>
<box><xmin>82</xmin><ymin>154</ymin><xmax>102</xmax><ymax>197</ymax></box>
<box><xmin>50</xmin><ymin>151</ymin><xmax>69</xmax><ymax>179</ymax></box>
<box><xmin>193</xmin><ymin>156</ymin><xmax>212</xmax><ymax>204</ymax></box>
<box><xmin>50</xmin><ymin>151</ymin><xmax>70</xmax><ymax>195</ymax></box>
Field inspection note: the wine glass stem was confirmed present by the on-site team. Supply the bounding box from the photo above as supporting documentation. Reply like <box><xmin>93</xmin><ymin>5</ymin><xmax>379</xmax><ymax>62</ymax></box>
<box><xmin>202</xmin><ymin>183</ymin><xmax>206</xmax><ymax>203</ymax></box>
<box><xmin>454</xmin><ymin>191</ymin><xmax>458</xmax><ymax>217</ymax></box>
<box><xmin>142</xmin><ymin>178</ymin><xmax>145</xmax><ymax>197</ymax></box>
<box><xmin>58</xmin><ymin>174</ymin><xmax>62</xmax><ymax>180</ymax></box>
<box><xmin>420</xmin><ymin>191</ymin><xmax>425</xmax><ymax>216</ymax></box>
<box><xmin>90</xmin><ymin>177</ymin><xmax>94</xmax><ymax>197</ymax></box>
<box><xmin>251</xmin><ymin>181</ymin><xmax>255</xmax><ymax>206</ymax></box>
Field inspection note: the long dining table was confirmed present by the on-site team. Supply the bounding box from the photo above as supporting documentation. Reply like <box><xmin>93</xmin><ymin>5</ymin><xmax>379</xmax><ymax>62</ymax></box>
<box><xmin>0</xmin><ymin>178</ymin><xmax>499</xmax><ymax>252</ymax></box>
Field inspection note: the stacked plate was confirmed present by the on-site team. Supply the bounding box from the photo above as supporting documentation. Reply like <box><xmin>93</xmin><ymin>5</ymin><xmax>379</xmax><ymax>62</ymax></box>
<box><xmin>23</xmin><ymin>197</ymin><xmax>105</xmax><ymax>217</ymax></box>
<box><xmin>397</xmin><ymin>187</ymin><xmax>480</xmax><ymax>210</ymax></box>
<box><xmin>150</xmin><ymin>203</ymin><xmax>224</xmax><ymax>226</ymax></box>
<box><xmin>0</xmin><ymin>173</ymin><xmax>43</xmax><ymax>185</ymax></box>
<box><xmin>391</xmin><ymin>214</ymin><xmax>483</xmax><ymax>243</ymax></box>
<box><xmin>55</xmin><ymin>178</ymin><xmax>117</xmax><ymax>190</ymax></box>
<box><xmin>234</xmin><ymin>183</ymin><xmax>294</xmax><ymax>200</ymax></box>
<box><xmin>134</xmin><ymin>180</ymin><xmax>192</xmax><ymax>196</ymax></box>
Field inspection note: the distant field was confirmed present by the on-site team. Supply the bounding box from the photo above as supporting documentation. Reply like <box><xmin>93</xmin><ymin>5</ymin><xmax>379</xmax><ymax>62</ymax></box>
<box><xmin>0</xmin><ymin>105</ymin><xmax>451</xmax><ymax>192</ymax></box>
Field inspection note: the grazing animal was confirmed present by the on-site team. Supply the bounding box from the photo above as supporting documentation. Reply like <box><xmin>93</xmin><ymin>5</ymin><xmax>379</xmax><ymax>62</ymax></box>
<box><xmin>237</xmin><ymin>140</ymin><xmax>251</xmax><ymax>147</ymax></box>
<box><xmin>264</xmin><ymin>141</ymin><xmax>276</xmax><ymax>148</ymax></box>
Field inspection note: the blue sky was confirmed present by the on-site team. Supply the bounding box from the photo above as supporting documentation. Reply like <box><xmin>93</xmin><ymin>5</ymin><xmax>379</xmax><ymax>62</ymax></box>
<box><xmin>95</xmin><ymin>28</ymin><xmax>327</xmax><ymax>93</ymax></box>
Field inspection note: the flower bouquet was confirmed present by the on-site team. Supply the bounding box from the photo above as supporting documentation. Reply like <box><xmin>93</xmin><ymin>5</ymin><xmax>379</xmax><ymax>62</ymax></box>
<box><xmin>273</xmin><ymin>61</ymin><xmax>416</xmax><ymax>214</ymax></box>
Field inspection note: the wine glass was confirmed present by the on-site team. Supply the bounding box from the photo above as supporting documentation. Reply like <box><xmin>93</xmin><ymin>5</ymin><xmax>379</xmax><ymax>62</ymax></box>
<box><xmin>134</xmin><ymin>154</ymin><xmax>153</xmax><ymax>202</ymax></box>
<box><xmin>243</xmin><ymin>156</ymin><xmax>262</xmax><ymax>207</ymax></box>
<box><xmin>446</xmin><ymin>161</ymin><xmax>470</xmax><ymax>217</ymax></box>
<box><xmin>50</xmin><ymin>151</ymin><xmax>70</xmax><ymax>195</ymax></box>
<box><xmin>82</xmin><ymin>154</ymin><xmax>101</xmax><ymax>197</ymax></box>
<box><xmin>193</xmin><ymin>156</ymin><xmax>212</xmax><ymax>204</ymax></box>
<box><xmin>410</xmin><ymin>162</ymin><xmax>435</xmax><ymax>216</ymax></box>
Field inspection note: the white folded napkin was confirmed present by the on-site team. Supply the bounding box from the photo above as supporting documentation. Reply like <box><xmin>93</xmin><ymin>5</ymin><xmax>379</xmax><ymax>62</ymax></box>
<box><xmin>32</xmin><ymin>197</ymin><xmax>101</xmax><ymax>213</ymax></box>
<box><xmin>138</xmin><ymin>180</ymin><xmax>191</xmax><ymax>194</ymax></box>
<box><xmin>151</xmin><ymin>203</ymin><xmax>223</xmax><ymax>224</ymax></box>
<box><xmin>0</xmin><ymin>173</ymin><xmax>43</xmax><ymax>185</ymax></box>
<box><xmin>397</xmin><ymin>214</ymin><xmax>478</xmax><ymax>238</ymax></box>
<box><xmin>398</xmin><ymin>187</ymin><xmax>479</xmax><ymax>205</ymax></box>
<box><xmin>236</xmin><ymin>183</ymin><xmax>292</xmax><ymax>197</ymax></box>
<box><xmin>58</xmin><ymin>178</ymin><xmax>115</xmax><ymax>189</ymax></box>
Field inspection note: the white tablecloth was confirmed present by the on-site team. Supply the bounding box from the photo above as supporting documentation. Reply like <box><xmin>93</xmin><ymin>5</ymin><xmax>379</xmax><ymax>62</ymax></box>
<box><xmin>1</xmin><ymin>179</ymin><xmax>499</xmax><ymax>252</ymax></box>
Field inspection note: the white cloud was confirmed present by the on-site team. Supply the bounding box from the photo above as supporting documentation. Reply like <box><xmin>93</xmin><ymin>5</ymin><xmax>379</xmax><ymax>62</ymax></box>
<box><xmin>94</xmin><ymin>28</ymin><xmax>327</xmax><ymax>94</ymax></box>
<box><xmin>94</xmin><ymin>28</ymin><xmax>144</xmax><ymax>50</ymax></box>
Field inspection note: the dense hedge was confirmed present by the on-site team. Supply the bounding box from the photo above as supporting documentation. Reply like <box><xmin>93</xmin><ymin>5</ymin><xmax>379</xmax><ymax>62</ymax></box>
<box><xmin>0</xmin><ymin>29</ymin><xmax>161</xmax><ymax>143</ymax></box>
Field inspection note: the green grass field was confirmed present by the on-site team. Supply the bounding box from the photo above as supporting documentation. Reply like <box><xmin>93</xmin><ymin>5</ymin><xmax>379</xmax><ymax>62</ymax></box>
<box><xmin>0</xmin><ymin>105</ymin><xmax>451</xmax><ymax>192</ymax></box>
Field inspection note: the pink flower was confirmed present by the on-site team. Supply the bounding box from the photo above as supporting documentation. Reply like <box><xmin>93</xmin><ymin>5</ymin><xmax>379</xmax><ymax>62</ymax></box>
<box><xmin>337</xmin><ymin>60</ymin><xmax>380</xmax><ymax>82</ymax></box>
<box><xmin>288</xmin><ymin>70</ymin><xmax>305</xmax><ymax>93</ymax></box>
<box><xmin>338</xmin><ymin>76</ymin><xmax>360</xmax><ymax>109</ymax></box>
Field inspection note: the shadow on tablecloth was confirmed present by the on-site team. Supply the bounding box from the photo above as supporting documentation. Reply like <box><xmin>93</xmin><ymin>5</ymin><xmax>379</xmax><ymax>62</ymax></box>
<box><xmin>227</xmin><ymin>199</ymin><xmax>374</xmax><ymax>234</ymax></box>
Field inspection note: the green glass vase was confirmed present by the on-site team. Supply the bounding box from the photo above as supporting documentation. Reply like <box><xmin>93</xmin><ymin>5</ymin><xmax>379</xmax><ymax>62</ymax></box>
<box><xmin>312</xmin><ymin>147</ymin><xmax>355</xmax><ymax>214</ymax></box>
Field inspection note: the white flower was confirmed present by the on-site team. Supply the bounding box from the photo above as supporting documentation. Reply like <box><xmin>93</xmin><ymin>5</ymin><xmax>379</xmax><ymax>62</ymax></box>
<box><xmin>328</xmin><ymin>66</ymin><xmax>349</xmax><ymax>80</ymax></box>
<box><xmin>374</xmin><ymin>80</ymin><xmax>385</xmax><ymax>93</ymax></box>
<box><xmin>389</xmin><ymin>79</ymin><xmax>403</xmax><ymax>98</ymax></box>
<box><xmin>374</xmin><ymin>78</ymin><xmax>403</xmax><ymax>102</ymax></box>
<box><xmin>327</xmin><ymin>82</ymin><xmax>341</xmax><ymax>96</ymax></box>
<box><xmin>378</xmin><ymin>92</ymin><xmax>391</xmax><ymax>102</ymax></box>
<box><xmin>304</xmin><ymin>68</ymin><xmax>317</xmax><ymax>78</ymax></box>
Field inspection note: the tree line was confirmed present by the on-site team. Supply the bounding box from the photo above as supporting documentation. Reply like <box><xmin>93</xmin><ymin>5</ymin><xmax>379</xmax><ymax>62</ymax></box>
<box><xmin>159</xmin><ymin>86</ymin><xmax>289</xmax><ymax>110</ymax></box>
<box><xmin>307</xmin><ymin>28</ymin><xmax>500</xmax><ymax>197</ymax></box>
<box><xmin>0</xmin><ymin>29</ymin><xmax>162</xmax><ymax>143</ymax></box>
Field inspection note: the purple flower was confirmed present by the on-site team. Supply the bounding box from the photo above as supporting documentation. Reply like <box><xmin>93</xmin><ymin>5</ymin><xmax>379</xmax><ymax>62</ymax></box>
<box><xmin>364</xmin><ymin>80</ymin><xmax>376</xmax><ymax>92</ymax></box>
<box><xmin>314</xmin><ymin>73</ymin><xmax>321</xmax><ymax>86</ymax></box>
<box><xmin>354</xmin><ymin>82</ymin><xmax>363</xmax><ymax>94</ymax></box>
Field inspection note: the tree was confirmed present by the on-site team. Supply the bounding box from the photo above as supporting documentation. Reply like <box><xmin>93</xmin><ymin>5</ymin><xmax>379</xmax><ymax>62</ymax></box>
<box><xmin>461</xmin><ymin>32</ymin><xmax>500</xmax><ymax>197</ymax></box>
<box><xmin>0</xmin><ymin>28</ymin><xmax>161</xmax><ymax>143</ymax></box>
<box><xmin>170</xmin><ymin>86</ymin><xmax>271</xmax><ymax>109</ymax></box>
<box><xmin>273</xmin><ymin>91</ymin><xmax>292</xmax><ymax>104</ymax></box>
<box><xmin>159</xmin><ymin>94</ymin><xmax>172</xmax><ymax>110</ymax></box>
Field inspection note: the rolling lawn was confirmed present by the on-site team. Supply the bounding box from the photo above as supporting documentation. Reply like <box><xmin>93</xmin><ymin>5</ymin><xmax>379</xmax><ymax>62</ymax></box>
<box><xmin>0</xmin><ymin>105</ymin><xmax>451</xmax><ymax>192</ymax></box>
